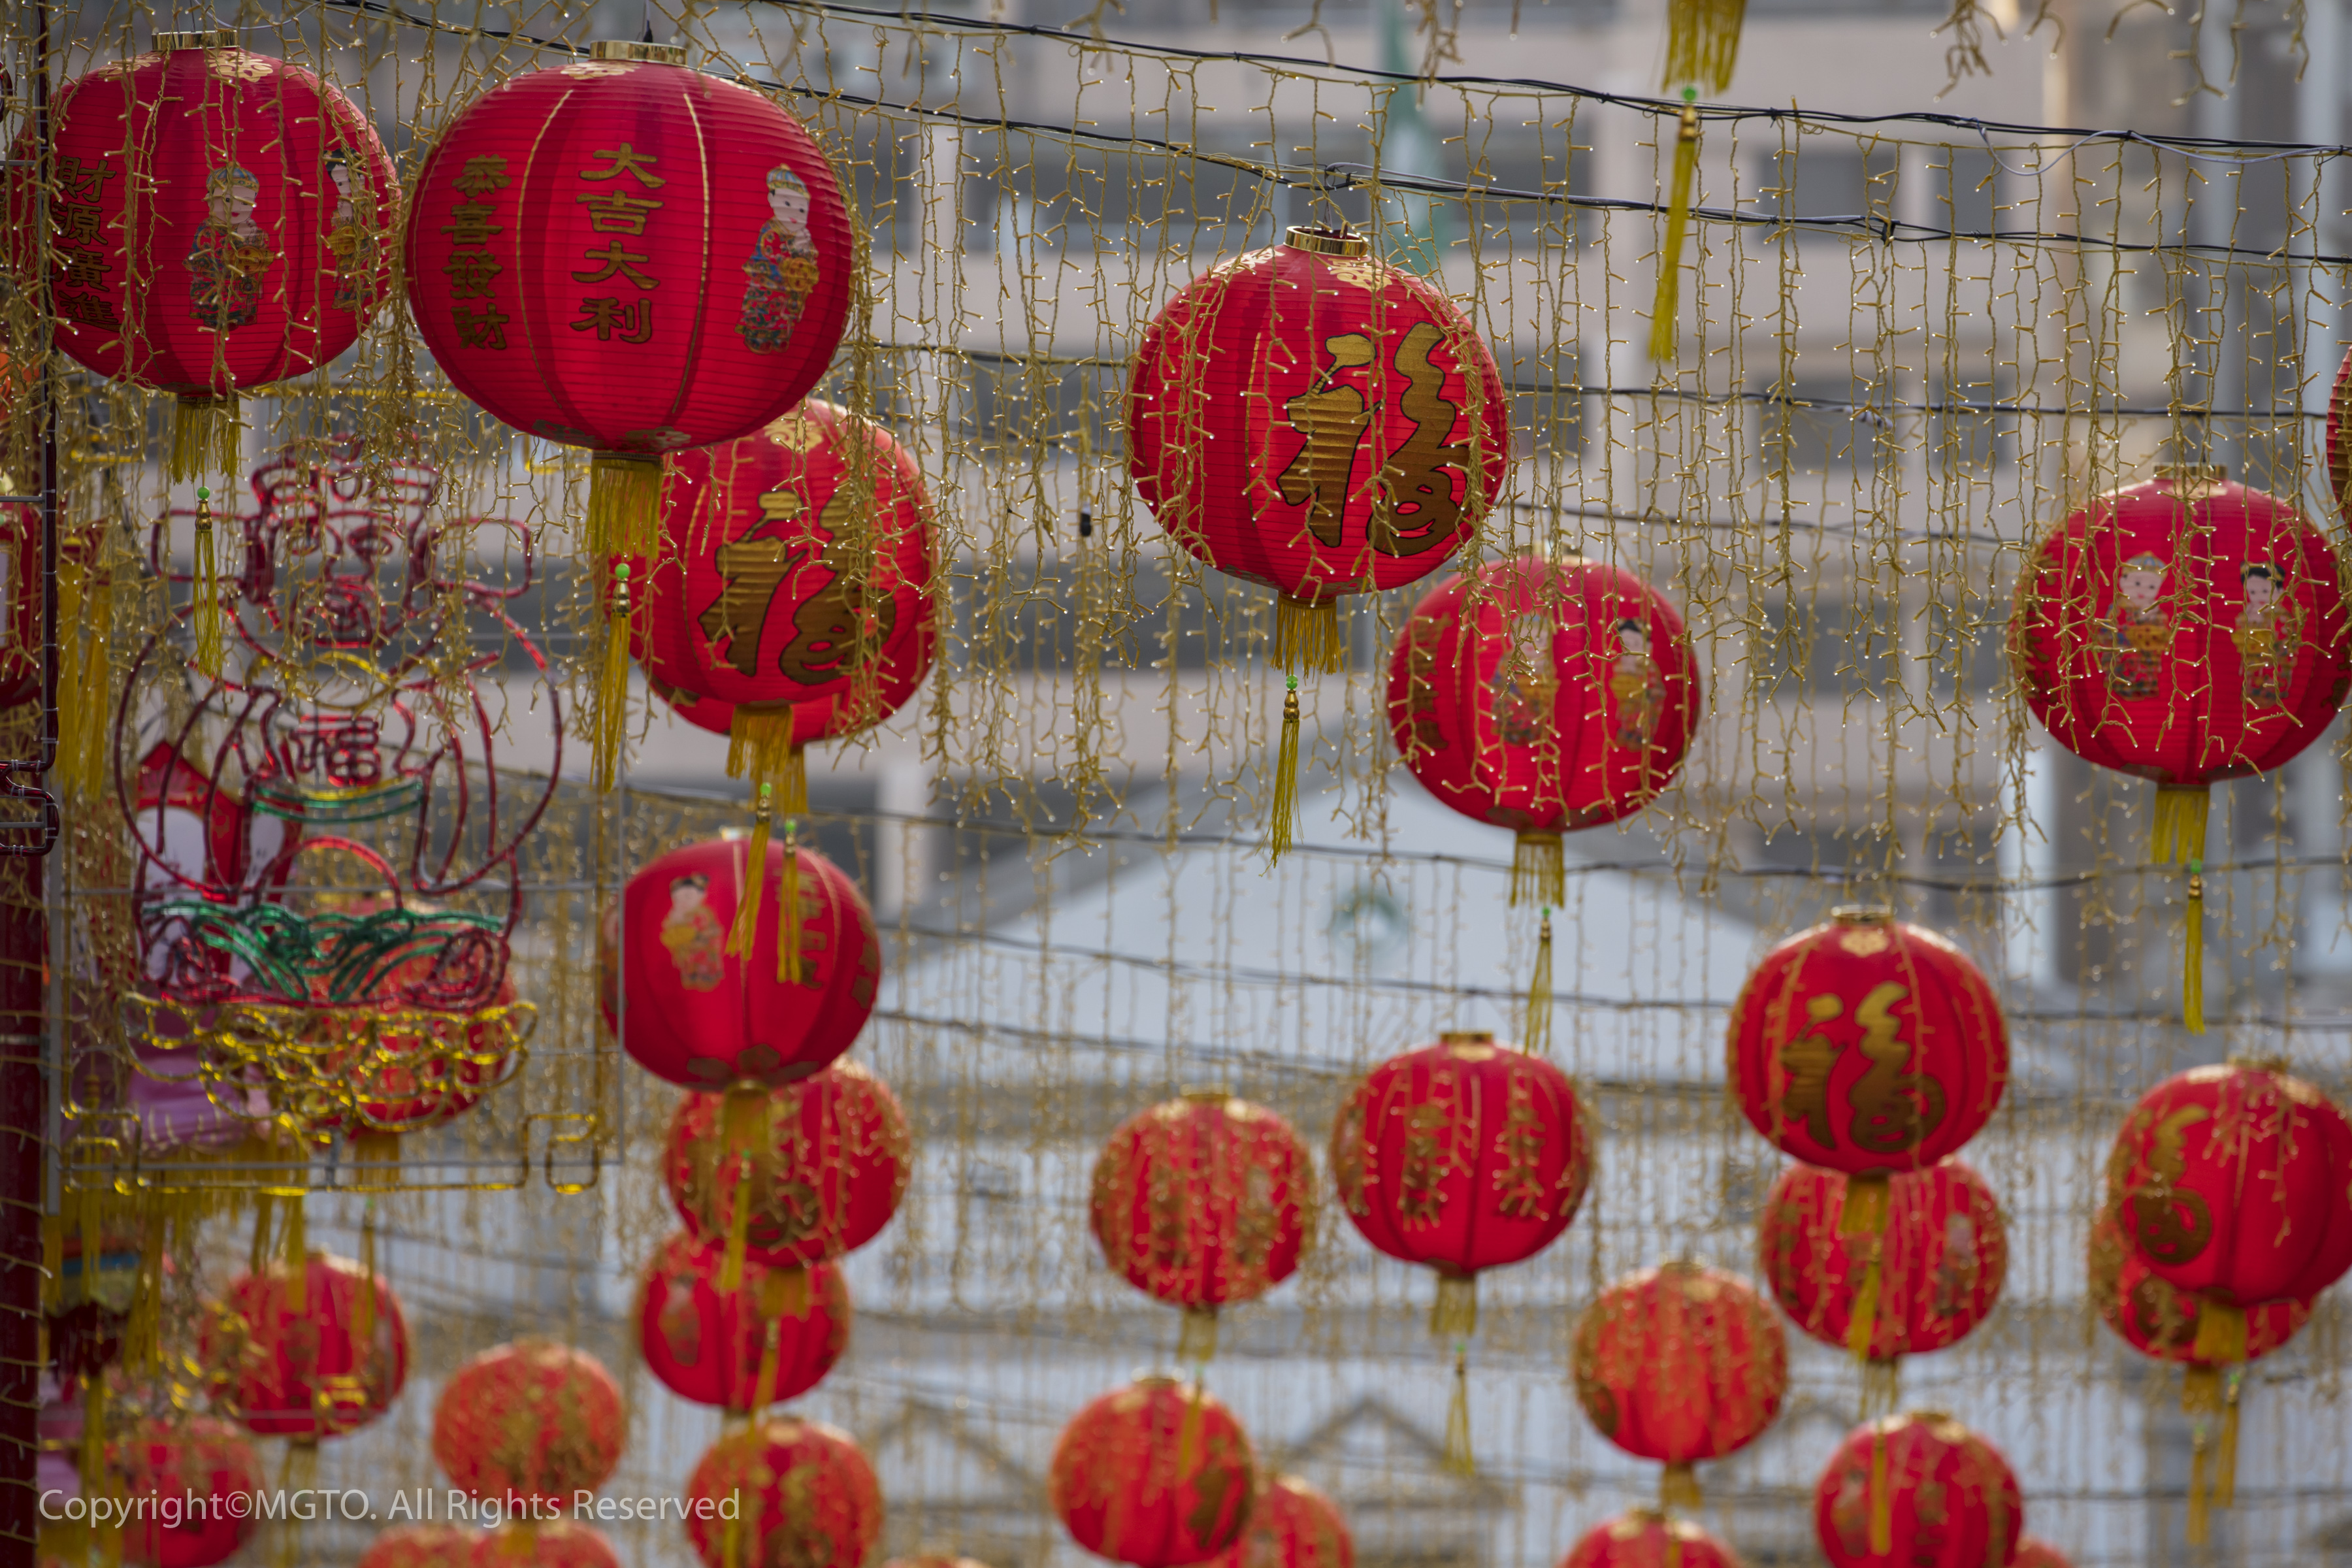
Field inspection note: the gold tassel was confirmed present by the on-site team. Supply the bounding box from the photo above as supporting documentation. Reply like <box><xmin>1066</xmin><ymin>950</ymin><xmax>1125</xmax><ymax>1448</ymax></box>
<box><xmin>1860</xmin><ymin>1356</ymin><xmax>1901</xmax><ymax>1419</ymax></box>
<box><xmin>727</xmin><ymin>707</ymin><xmax>796</xmax><ymax>787</ymax></box>
<box><xmin>1178</xmin><ymin>1306</ymin><xmax>1219</xmax><ymax>1363</ymax></box>
<box><xmin>717</xmin><ymin>1085</ymin><xmax>770</xmax><ymax>1294</ymax></box>
<box><xmin>79</xmin><ymin>1371</ymin><xmax>106</xmax><ymax>1497</ymax></box>
<box><xmin>1659</xmin><ymin>1461</ymin><xmax>1701</xmax><ymax>1511</ymax></box>
<box><xmin>1511</xmin><ymin>832</ymin><xmax>1565</xmax><ymax>907</ymax></box>
<box><xmin>1840</xmin><ymin>1169</ymin><xmax>1891</xmax><ymax>1237</ymax></box>
<box><xmin>57</xmin><ymin>553</ymin><xmax>112</xmax><ymax>798</ymax></box>
<box><xmin>1524</xmin><ymin>907</ymin><xmax>1555</xmax><ymax>1054</ymax></box>
<box><xmin>1430</xmin><ymin>1270</ymin><xmax>1478</xmax><ymax>1338</ymax></box>
<box><xmin>1178</xmin><ymin>1373</ymin><xmax>1207</xmax><ymax>1473</ymax></box>
<box><xmin>1441</xmin><ymin>1346</ymin><xmax>1474</xmax><ymax>1476</ymax></box>
<box><xmin>2181</xmin><ymin>1362</ymin><xmax>2222</xmax><ymax>1545</ymax></box>
<box><xmin>2192</xmin><ymin>1298</ymin><xmax>2247</xmax><ymax>1367</ymax></box>
<box><xmin>355</xmin><ymin>1195</ymin><xmax>377</xmax><ymax>1346</ymax></box>
<box><xmin>1869</xmin><ymin>1428</ymin><xmax>1892</xmax><ymax>1554</ymax></box>
<box><xmin>1663</xmin><ymin>0</ymin><xmax>1748</xmax><ymax>93</ymax></box>
<box><xmin>191</xmin><ymin>489</ymin><xmax>224</xmax><ymax>678</ymax></box>
<box><xmin>777</xmin><ymin>744</ymin><xmax>808</xmax><ymax>815</ymax></box>
<box><xmin>595</xmin><ymin>555</ymin><xmax>635</xmax><ymax>793</ymax></box>
<box><xmin>748</xmin><ymin>1314</ymin><xmax>783</xmax><ymax>1416</ymax></box>
<box><xmin>758</xmin><ymin>1265</ymin><xmax>812</xmax><ymax>1320</ymax></box>
<box><xmin>249</xmin><ymin>1192</ymin><xmax>275</xmax><ymax>1277</ymax></box>
<box><xmin>1845</xmin><ymin>1250</ymin><xmax>1884</xmax><ymax>1362</ymax></box>
<box><xmin>1647</xmin><ymin>95</ymin><xmax>1702</xmax><ymax>364</ymax></box>
<box><xmin>1271</xmin><ymin>678</ymin><xmax>1300</xmax><ymax>865</ymax></box>
<box><xmin>2215</xmin><ymin>1372</ymin><xmax>2239</xmax><ymax>1509</ymax></box>
<box><xmin>169</xmin><ymin>394</ymin><xmax>239</xmax><ymax>483</ymax></box>
<box><xmin>588</xmin><ymin>455</ymin><xmax>662</xmax><ymax>792</ymax></box>
<box><xmin>129</xmin><ymin>1209</ymin><xmax>165</xmax><ymax>1375</ymax></box>
<box><xmin>777</xmin><ymin>820</ymin><xmax>804</xmax><ymax>987</ymax></box>
<box><xmin>282</xmin><ymin>1196</ymin><xmax>306</xmax><ymax>1313</ymax></box>
<box><xmin>1273</xmin><ymin>593</ymin><xmax>1343</xmax><ymax>673</ymax></box>
<box><xmin>728</xmin><ymin>785</ymin><xmax>775</xmax><ymax>961</ymax></box>
<box><xmin>721</xmin><ymin>1175</ymin><xmax>753</xmax><ymax>1295</ymax></box>
<box><xmin>2152</xmin><ymin>785</ymin><xmax>2210</xmax><ymax>1034</ymax></box>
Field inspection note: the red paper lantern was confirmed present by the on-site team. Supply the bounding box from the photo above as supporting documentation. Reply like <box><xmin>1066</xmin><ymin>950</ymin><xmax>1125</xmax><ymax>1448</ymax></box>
<box><xmin>602</xmin><ymin>836</ymin><xmax>878</xmax><ymax>1090</ymax></box>
<box><xmin>0</xmin><ymin>32</ymin><xmax>399</xmax><ymax>474</ymax></box>
<box><xmin>1813</xmin><ymin>1413</ymin><xmax>2020</xmax><ymax>1568</ymax></box>
<box><xmin>684</xmin><ymin>1418</ymin><xmax>882</xmax><ymax>1568</ymax></box>
<box><xmin>2012</xmin><ymin>465</ymin><xmax>2352</xmax><ymax>1029</ymax></box>
<box><xmin>2087</xmin><ymin>1205</ymin><xmax>2310</xmax><ymax>1369</ymax></box>
<box><xmin>638</xmin><ymin>1229</ymin><xmax>849</xmax><ymax>1412</ymax></box>
<box><xmin>1090</xmin><ymin>1092</ymin><xmax>1315</xmax><ymax>1357</ymax></box>
<box><xmin>1049</xmin><ymin>1378</ymin><xmax>1257</xmax><ymax>1568</ymax></box>
<box><xmin>114</xmin><ymin>1416</ymin><xmax>261</xmax><ymax>1568</ymax></box>
<box><xmin>1126</xmin><ymin>225</ymin><xmax>1510</xmax><ymax>668</ymax></box>
<box><xmin>470</xmin><ymin>1522</ymin><xmax>621</xmax><ymax>1568</ymax></box>
<box><xmin>1557</xmin><ymin>1512</ymin><xmax>1740</xmax><ymax>1568</ymax></box>
<box><xmin>1210</xmin><ymin>1474</ymin><xmax>1352</xmax><ymax>1568</ymax></box>
<box><xmin>431</xmin><ymin>1340</ymin><xmax>626</xmax><ymax>1507</ymax></box>
<box><xmin>199</xmin><ymin>1251</ymin><xmax>407</xmax><ymax>1438</ymax></box>
<box><xmin>2010</xmin><ymin>1539</ymin><xmax>2071</xmax><ymax>1568</ymax></box>
<box><xmin>1759</xmin><ymin>1159</ymin><xmax>2005</xmax><ymax>1364</ymax></box>
<box><xmin>641</xmin><ymin>400</ymin><xmax>938</xmax><ymax>808</ymax></box>
<box><xmin>1725</xmin><ymin>907</ymin><xmax>2007</xmax><ymax>1241</ymax></box>
<box><xmin>1571</xmin><ymin>1263</ymin><xmax>1788</xmax><ymax>1507</ymax></box>
<box><xmin>1386</xmin><ymin>553</ymin><xmax>1700</xmax><ymax>903</ymax></box>
<box><xmin>357</xmin><ymin>1526</ymin><xmax>480</xmax><ymax>1568</ymax></box>
<box><xmin>662</xmin><ymin>1061</ymin><xmax>911</xmax><ymax>1270</ymax></box>
<box><xmin>1330</xmin><ymin>1032</ymin><xmax>1593</xmax><ymax>1328</ymax></box>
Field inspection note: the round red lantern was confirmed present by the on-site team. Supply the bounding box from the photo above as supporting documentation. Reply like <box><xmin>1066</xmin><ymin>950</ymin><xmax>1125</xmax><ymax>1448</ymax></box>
<box><xmin>1557</xmin><ymin>1512</ymin><xmax>1740</xmax><ymax>1568</ymax></box>
<box><xmin>357</xmin><ymin>1526</ymin><xmax>480</xmax><ymax>1568</ymax></box>
<box><xmin>114</xmin><ymin>1416</ymin><xmax>261</xmax><ymax>1568</ymax></box>
<box><xmin>1571</xmin><ymin>1263</ymin><xmax>1788</xmax><ymax>1508</ymax></box>
<box><xmin>403</xmin><ymin>41</ymin><xmax>853</xmax><ymax>786</ymax></box>
<box><xmin>684</xmin><ymin>1417</ymin><xmax>881</xmax><ymax>1568</ymax></box>
<box><xmin>199</xmin><ymin>1251</ymin><xmax>407</xmax><ymax>1438</ymax></box>
<box><xmin>470</xmin><ymin>1522</ymin><xmax>621</xmax><ymax>1568</ymax></box>
<box><xmin>1090</xmin><ymin>1092</ymin><xmax>1315</xmax><ymax>1358</ymax></box>
<box><xmin>431</xmin><ymin>1340</ymin><xmax>625</xmax><ymax>1507</ymax></box>
<box><xmin>1726</xmin><ymin>907</ymin><xmax>2007</xmax><ymax>1260</ymax></box>
<box><xmin>1386</xmin><ymin>554</ymin><xmax>1699</xmax><ymax>904</ymax></box>
<box><xmin>0</xmin><ymin>32</ymin><xmax>399</xmax><ymax>476</ymax></box>
<box><xmin>2012</xmin><ymin>465</ymin><xmax>2352</xmax><ymax>1030</ymax></box>
<box><xmin>1330</xmin><ymin>1032</ymin><xmax>1593</xmax><ymax>1330</ymax></box>
<box><xmin>1128</xmin><ymin>226</ymin><xmax>1509</xmax><ymax>669</ymax></box>
<box><xmin>602</xmin><ymin>836</ymin><xmax>878</xmax><ymax>1090</ymax></box>
<box><xmin>1813</xmin><ymin>1412</ymin><xmax>2019</xmax><ymax>1568</ymax></box>
<box><xmin>642</xmin><ymin>400</ymin><xmax>938</xmax><ymax>808</ymax></box>
<box><xmin>1049</xmin><ymin>1378</ymin><xmax>1257</xmax><ymax>1568</ymax></box>
<box><xmin>1211</xmin><ymin>1474</ymin><xmax>1352</xmax><ymax>1568</ymax></box>
<box><xmin>662</xmin><ymin>1060</ymin><xmax>910</xmax><ymax>1278</ymax></box>
<box><xmin>1758</xmin><ymin>1159</ymin><xmax>2005</xmax><ymax>1367</ymax></box>
<box><xmin>639</xmin><ymin>1229</ymin><xmax>849</xmax><ymax>1412</ymax></box>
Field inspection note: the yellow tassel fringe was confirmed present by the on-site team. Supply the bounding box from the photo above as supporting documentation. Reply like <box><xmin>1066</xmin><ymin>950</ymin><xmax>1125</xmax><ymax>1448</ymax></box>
<box><xmin>1273</xmin><ymin>593</ymin><xmax>1344</xmax><ymax>673</ymax></box>
<box><xmin>1524</xmin><ymin>907</ymin><xmax>1554</xmax><ymax>1054</ymax></box>
<box><xmin>1441</xmin><ymin>1346</ymin><xmax>1475</xmax><ymax>1477</ymax></box>
<box><xmin>57</xmin><ymin>554</ymin><xmax>111</xmax><ymax>798</ymax></box>
<box><xmin>1663</xmin><ymin>0</ymin><xmax>1748</xmax><ymax>93</ymax></box>
<box><xmin>1648</xmin><ymin>99</ymin><xmax>1702</xmax><ymax>364</ymax></box>
<box><xmin>729</xmin><ymin>785</ymin><xmax>775</xmax><ymax>962</ymax></box>
<box><xmin>2152</xmin><ymin>785</ymin><xmax>2210</xmax><ymax>1034</ymax></box>
<box><xmin>777</xmin><ymin>821</ymin><xmax>804</xmax><ymax>987</ymax></box>
<box><xmin>1659</xmin><ymin>1461</ymin><xmax>1701</xmax><ymax>1511</ymax></box>
<box><xmin>1430</xmin><ymin>1270</ymin><xmax>1478</xmax><ymax>1338</ymax></box>
<box><xmin>1511</xmin><ymin>832</ymin><xmax>1565</xmax><ymax>907</ymax></box>
<box><xmin>169</xmin><ymin>394</ymin><xmax>240</xmax><ymax>483</ymax></box>
<box><xmin>1271</xmin><ymin>678</ymin><xmax>1300</xmax><ymax>866</ymax></box>
<box><xmin>1177</xmin><ymin>1305</ymin><xmax>1219</xmax><ymax>1363</ymax></box>
<box><xmin>191</xmin><ymin>490</ymin><xmax>223</xmax><ymax>678</ymax></box>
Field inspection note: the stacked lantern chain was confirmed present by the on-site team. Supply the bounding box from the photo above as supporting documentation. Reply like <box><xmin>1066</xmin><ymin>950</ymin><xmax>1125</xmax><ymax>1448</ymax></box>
<box><xmin>12</xmin><ymin>6</ymin><xmax>2352</xmax><ymax>1568</ymax></box>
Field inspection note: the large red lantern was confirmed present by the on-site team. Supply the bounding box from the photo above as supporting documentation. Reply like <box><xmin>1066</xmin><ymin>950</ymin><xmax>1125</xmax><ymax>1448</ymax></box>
<box><xmin>357</xmin><ymin>1526</ymin><xmax>480</xmax><ymax>1568</ymax></box>
<box><xmin>1557</xmin><ymin>1511</ymin><xmax>1740</xmax><ymax>1568</ymax></box>
<box><xmin>1386</xmin><ymin>554</ymin><xmax>1700</xmax><ymax>904</ymax></box>
<box><xmin>114</xmin><ymin>1416</ymin><xmax>261</xmax><ymax>1568</ymax></box>
<box><xmin>683</xmin><ymin>1418</ymin><xmax>882</xmax><ymax>1568</ymax></box>
<box><xmin>639</xmin><ymin>1229</ymin><xmax>849</xmax><ymax>1412</ymax></box>
<box><xmin>1758</xmin><ymin>1158</ymin><xmax>2005</xmax><ymax>1371</ymax></box>
<box><xmin>1049</xmin><ymin>1378</ymin><xmax>1256</xmax><ymax>1568</ymax></box>
<box><xmin>1571</xmin><ymin>1264</ymin><xmax>1787</xmax><ymax>1509</ymax></box>
<box><xmin>662</xmin><ymin>1060</ymin><xmax>911</xmax><ymax>1282</ymax></box>
<box><xmin>642</xmin><ymin>400</ymin><xmax>937</xmax><ymax>809</ymax></box>
<box><xmin>0</xmin><ymin>33</ymin><xmax>399</xmax><ymax>476</ymax></box>
<box><xmin>1127</xmin><ymin>226</ymin><xmax>1508</xmax><ymax>669</ymax></box>
<box><xmin>199</xmin><ymin>1251</ymin><xmax>407</xmax><ymax>1438</ymax></box>
<box><xmin>1812</xmin><ymin>1413</ymin><xmax>2019</xmax><ymax>1568</ymax></box>
<box><xmin>1090</xmin><ymin>1092</ymin><xmax>1315</xmax><ymax>1358</ymax></box>
<box><xmin>1211</xmin><ymin>1475</ymin><xmax>1351</xmax><ymax>1568</ymax></box>
<box><xmin>431</xmin><ymin>1341</ymin><xmax>625</xmax><ymax>1507</ymax></box>
<box><xmin>2012</xmin><ymin>465</ymin><xmax>2352</xmax><ymax>1029</ymax></box>
<box><xmin>1726</xmin><ymin>907</ymin><xmax>2006</xmax><ymax>1272</ymax></box>
<box><xmin>603</xmin><ymin>836</ymin><xmax>879</xmax><ymax>1090</ymax></box>
<box><xmin>403</xmin><ymin>41</ymin><xmax>854</xmax><ymax>786</ymax></box>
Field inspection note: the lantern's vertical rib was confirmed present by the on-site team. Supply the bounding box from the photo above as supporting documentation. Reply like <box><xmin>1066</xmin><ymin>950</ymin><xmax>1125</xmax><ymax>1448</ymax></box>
<box><xmin>515</xmin><ymin>86</ymin><xmax>580</xmax><ymax>431</ymax></box>
<box><xmin>672</xmin><ymin>80</ymin><xmax>713</xmax><ymax>429</ymax></box>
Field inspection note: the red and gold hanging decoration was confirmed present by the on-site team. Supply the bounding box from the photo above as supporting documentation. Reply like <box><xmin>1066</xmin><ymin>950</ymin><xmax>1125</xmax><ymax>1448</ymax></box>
<box><xmin>1758</xmin><ymin>1158</ymin><xmax>2005</xmax><ymax>1396</ymax></box>
<box><xmin>2097</xmin><ymin>1058</ymin><xmax>2352</xmax><ymax>1538</ymax></box>
<box><xmin>1812</xmin><ymin>1412</ymin><xmax>2020</xmax><ymax>1568</ymax></box>
<box><xmin>638</xmin><ymin>1230</ymin><xmax>850</xmax><ymax>1413</ymax></box>
<box><xmin>1571</xmin><ymin>1263</ymin><xmax>1787</xmax><ymax>1512</ymax></box>
<box><xmin>1090</xmin><ymin>1092</ymin><xmax>1315</xmax><ymax>1360</ymax></box>
<box><xmin>114</xmin><ymin>1416</ymin><xmax>263</xmax><ymax>1568</ymax></box>
<box><xmin>1330</xmin><ymin>1031</ymin><xmax>1592</xmax><ymax>1471</ymax></box>
<box><xmin>199</xmin><ymin>1252</ymin><xmax>407</xmax><ymax>1439</ymax></box>
<box><xmin>1049</xmin><ymin>1379</ymin><xmax>1257</xmax><ymax>1568</ymax></box>
<box><xmin>431</xmin><ymin>1341</ymin><xmax>625</xmax><ymax>1510</ymax></box>
<box><xmin>1209</xmin><ymin>1474</ymin><xmax>1352</xmax><ymax>1568</ymax></box>
<box><xmin>2012</xmin><ymin>465</ymin><xmax>2352</xmax><ymax>1030</ymax></box>
<box><xmin>402</xmin><ymin>39</ymin><xmax>855</xmax><ymax>787</ymax></box>
<box><xmin>1558</xmin><ymin>1511</ymin><xmax>1741</xmax><ymax>1568</ymax></box>
<box><xmin>684</xmin><ymin>1418</ymin><xmax>881</xmax><ymax>1568</ymax></box>
<box><xmin>0</xmin><ymin>32</ymin><xmax>399</xmax><ymax>477</ymax></box>
<box><xmin>1386</xmin><ymin>553</ymin><xmax>1699</xmax><ymax>903</ymax></box>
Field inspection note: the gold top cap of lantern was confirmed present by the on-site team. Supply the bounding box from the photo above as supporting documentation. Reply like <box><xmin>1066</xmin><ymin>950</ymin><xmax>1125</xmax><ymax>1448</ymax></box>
<box><xmin>592</xmin><ymin>39</ymin><xmax>687</xmax><ymax>64</ymax></box>
<box><xmin>1284</xmin><ymin>226</ymin><xmax>1371</xmax><ymax>257</ymax></box>
<box><xmin>157</xmin><ymin>28</ymin><xmax>238</xmax><ymax>49</ymax></box>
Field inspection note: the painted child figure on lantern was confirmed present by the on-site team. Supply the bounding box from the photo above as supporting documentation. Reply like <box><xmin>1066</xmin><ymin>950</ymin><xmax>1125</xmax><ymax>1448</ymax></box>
<box><xmin>2233</xmin><ymin>561</ymin><xmax>2300</xmax><ymax>707</ymax></box>
<box><xmin>2097</xmin><ymin>551</ymin><xmax>2171</xmax><ymax>697</ymax></box>
<box><xmin>1609</xmin><ymin>619</ymin><xmax>1665</xmax><ymax>748</ymax></box>
<box><xmin>188</xmin><ymin>164</ymin><xmax>273</xmax><ymax>331</ymax></box>
<box><xmin>323</xmin><ymin>148</ymin><xmax>379</xmax><ymax>314</ymax></box>
<box><xmin>739</xmin><ymin>165</ymin><xmax>819</xmax><ymax>353</ymax></box>
<box><xmin>660</xmin><ymin>873</ymin><xmax>726</xmax><ymax>990</ymax></box>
